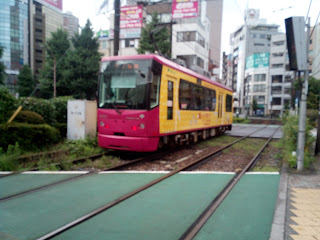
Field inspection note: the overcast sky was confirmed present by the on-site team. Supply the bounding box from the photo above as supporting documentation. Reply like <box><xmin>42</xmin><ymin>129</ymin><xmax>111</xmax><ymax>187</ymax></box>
<box><xmin>63</xmin><ymin>0</ymin><xmax>320</xmax><ymax>53</ymax></box>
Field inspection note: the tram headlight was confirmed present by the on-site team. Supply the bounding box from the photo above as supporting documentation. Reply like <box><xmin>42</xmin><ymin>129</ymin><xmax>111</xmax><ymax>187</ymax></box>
<box><xmin>140</xmin><ymin>123</ymin><xmax>145</xmax><ymax>129</ymax></box>
<box><xmin>100</xmin><ymin>121</ymin><xmax>105</xmax><ymax>127</ymax></box>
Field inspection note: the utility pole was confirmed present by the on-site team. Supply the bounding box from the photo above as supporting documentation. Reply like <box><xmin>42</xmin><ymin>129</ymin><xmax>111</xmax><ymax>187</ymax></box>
<box><xmin>114</xmin><ymin>0</ymin><xmax>120</xmax><ymax>56</ymax></box>
<box><xmin>296</xmin><ymin>18</ymin><xmax>310</xmax><ymax>171</ymax></box>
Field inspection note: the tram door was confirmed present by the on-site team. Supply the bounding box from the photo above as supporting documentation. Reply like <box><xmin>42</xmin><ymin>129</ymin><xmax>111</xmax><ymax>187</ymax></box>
<box><xmin>160</xmin><ymin>75</ymin><xmax>178</xmax><ymax>134</ymax></box>
<box><xmin>218</xmin><ymin>94</ymin><xmax>223</xmax><ymax>123</ymax></box>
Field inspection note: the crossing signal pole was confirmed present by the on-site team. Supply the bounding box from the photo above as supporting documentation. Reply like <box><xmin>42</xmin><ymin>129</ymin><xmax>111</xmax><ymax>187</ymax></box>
<box><xmin>285</xmin><ymin>17</ymin><xmax>310</xmax><ymax>170</ymax></box>
<box><xmin>114</xmin><ymin>0</ymin><xmax>120</xmax><ymax>56</ymax></box>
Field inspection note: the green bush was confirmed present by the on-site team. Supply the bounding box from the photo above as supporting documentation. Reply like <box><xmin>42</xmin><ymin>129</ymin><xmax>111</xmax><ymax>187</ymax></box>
<box><xmin>306</xmin><ymin>109</ymin><xmax>318</xmax><ymax>126</ymax></box>
<box><xmin>0</xmin><ymin>123</ymin><xmax>60</xmax><ymax>151</ymax></box>
<box><xmin>12</xmin><ymin>110</ymin><xmax>45</xmax><ymax>124</ymax></box>
<box><xmin>17</xmin><ymin>97</ymin><xmax>56</xmax><ymax>125</ymax></box>
<box><xmin>53</xmin><ymin>122</ymin><xmax>67</xmax><ymax>138</ymax></box>
<box><xmin>50</xmin><ymin>96</ymin><xmax>73</xmax><ymax>123</ymax></box>
<box><xmin>233</xmin><ymin>117</ymin><xmax>250</xmax><ymax>124</ymax></box>
<box><xmin>0</xmin><ymin>87</ymin><xmax>17</xmax><ymax>123</ymax></box>
<box><xmin>281</xmin><ymin>115</ymin><xmax>315</xmax><ymax>168</ymax></box>
<box><xmin>0</xmin><ymin>142</ymin><xmax>21</xmax><ymax>171</ymax></box>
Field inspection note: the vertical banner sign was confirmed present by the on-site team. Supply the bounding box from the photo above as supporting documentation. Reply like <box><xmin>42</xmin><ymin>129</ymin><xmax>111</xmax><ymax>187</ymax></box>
<box><xmin>172</xmin><ymin>0</ymin><xmax>198</xmax><ymax>19</ymax></box>
<box><xmin>120</xmin><ymin>5</ymin><xmax>143</xmax><ymax>29</ymax></box>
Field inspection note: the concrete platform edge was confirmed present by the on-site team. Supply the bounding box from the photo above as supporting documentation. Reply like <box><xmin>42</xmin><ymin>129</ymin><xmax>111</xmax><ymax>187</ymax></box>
<box><xmin>269</xmin><ymin>165</ymin><xmax>288</xmax><ymax>240</ymax></box>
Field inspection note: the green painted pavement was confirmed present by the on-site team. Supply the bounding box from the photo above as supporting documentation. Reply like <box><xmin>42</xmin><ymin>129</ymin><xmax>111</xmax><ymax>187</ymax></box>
<box><xmin>0</xmin><ymin>173</ymin><xmax>164</xmax><ymax>240</ymax></box>
<box><xmin>194</xmin><ymin>174</ymin><xmax>280</xmax><ymax>240</ymax></box>
<box><xmin>0</xmin><ymin>173</ymin><xmax>82</xmax><ymax>198</ymax></box>
<box><xmin>53</xmin><ymin>173</ymin><xmax>234</xmax><ymax>240</ymax></box>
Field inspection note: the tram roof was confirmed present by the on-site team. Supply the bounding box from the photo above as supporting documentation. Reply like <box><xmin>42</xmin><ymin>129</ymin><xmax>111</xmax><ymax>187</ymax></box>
<box><xmin>101</xmin><ymin>54</ymin><xmax>233</xmax><ymax>92</ymax></box>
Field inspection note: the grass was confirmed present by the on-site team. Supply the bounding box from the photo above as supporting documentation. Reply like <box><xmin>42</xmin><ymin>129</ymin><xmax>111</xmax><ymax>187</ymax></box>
<box><xmin>222</xmin><ymin>138</ymin><xmax>265</xmax><ymax>155</ymax></box>
<box><xmin>251</xmin><ymin>166</ymin><xmax>280</xmax><ymax>172</ymax></box>
<box><xmin>198</xmin><ymin>136</ymin><xmax>238</xmax><ymax>148</ymax></box>
<box><xmin>0</xmin><ymin>137</ymin><xmax>113</xmax><ymax>171</ymax></box>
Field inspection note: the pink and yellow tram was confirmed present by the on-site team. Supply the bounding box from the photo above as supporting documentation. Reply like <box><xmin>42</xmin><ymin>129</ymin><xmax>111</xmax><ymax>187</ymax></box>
<box><xmin>97</xmin><ymin>54</ymin><xmax>233</xmax><ymax>152</ymax></box>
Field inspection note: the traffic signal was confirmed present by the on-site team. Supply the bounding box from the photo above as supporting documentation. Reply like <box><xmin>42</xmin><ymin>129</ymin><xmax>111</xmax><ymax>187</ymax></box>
<box><xmin>285</xmin><ymin>17</ymin><xmax>307</xmax><ymax>71</ymax></box>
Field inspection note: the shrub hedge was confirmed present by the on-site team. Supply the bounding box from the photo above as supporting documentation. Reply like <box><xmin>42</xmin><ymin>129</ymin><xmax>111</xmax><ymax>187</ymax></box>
<box><xmin>50</xmin><ymin>96</ymin><xmax>73</xmax><ymax>123</ymax></box>
<box><xmin>0</xmin><ymin>87</ymin><xmax>17</xmax><ymax>123</ymax></box>
<box><xmin>12</xmin><ymin>110</ymin><xmax>45</xmax><ymax>124</ymax></box>
<box><xmin>17</xmin><ymin>97</ymin><xmax>56</xmax><ymax>125</ymax></box>
<box><xmin>0</xmin><ymin>123</ymin><xmax>60</xmax><ymax>151</ymax></box>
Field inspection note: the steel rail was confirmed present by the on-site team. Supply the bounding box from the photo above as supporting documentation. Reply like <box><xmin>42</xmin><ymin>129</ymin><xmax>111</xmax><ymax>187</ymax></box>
<box><xmin>0</xmin><ymin>153</ymin><xmax>106</xmax><ymax>179</ymax></box>
<box><xmin>179</xmin><ymin>126</ymin><xmax>280</xmax><ymax>240</ymax></box>
<box><xmin>0</xmin><ymin>151</ymin><xmax>169</xmax><ymax>203</ymax></box>
<box><xmin>36</xmin><ymin>125</ymin><xmax>272</xmax><ymax>240</ymax></box>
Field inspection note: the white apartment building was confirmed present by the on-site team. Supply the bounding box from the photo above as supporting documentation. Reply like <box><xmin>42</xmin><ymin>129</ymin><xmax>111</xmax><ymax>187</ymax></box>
<box><xmin>172</xmin><ymin>16</ymin><xmax>210</xmax><ymax>77</ymax></box>
<box><xmin>228</xmin><ymin>9</ymin><xmax>279</xmax><ymax>112</ymax></box>
<box><xmin>244</xmin><ymin>52</ymin><xmax>270</xmax><ymax>116</ymax></box>
<box><xmin>312</xmin><ymin>24</ymin><xmax>320</xmax><ymax>79</ymax></box>
<box><xmin>269</xmin><ymin>34</ymin><xmax>294</xmax><ymax>116</ymax></box>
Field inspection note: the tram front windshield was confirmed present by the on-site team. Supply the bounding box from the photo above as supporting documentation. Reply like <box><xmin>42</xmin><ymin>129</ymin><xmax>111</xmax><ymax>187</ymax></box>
<box><xmin>99</xmin><ymin>59</ymin><xmax>151</xmax><ymax>110</ymax></box>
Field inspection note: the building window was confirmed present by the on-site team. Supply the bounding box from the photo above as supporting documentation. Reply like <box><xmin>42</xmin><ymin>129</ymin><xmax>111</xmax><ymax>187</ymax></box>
<box><xmin>272</xmin><ymin>98</ymin><xmax>281</xmax><ymax>105</ymax></box>
<box><xmin>260</xmin><ymin>34</ymin><xmax>266</xmax><ymax>39</ymax></box>
<box><xmin>254</xmin><ymin>43</ymin><xmax>265</xmax><ymax>46</ymax></box>
<box><xmin>253</xmin><ymin>96</ymin><xmax>265</xmax><ymax>104</ymax></box>
<box><xmin>254</xmin><ymin>74</ymin><xmax>266</xmax><ymax>82</ymax></box>
<box><xmin>272</xmin><ymin>75</ymin><xmax>283</xmax><ymax>83</ymax></box>
<box><xmin>271</xmin><ymin>86</ymin><xmax>282</xmax><ymax>94</ymax></box>
<box><xmin>125</xmin><ymin>39</ymin><xmax>135</xmax><ymax>48</ymax></box>
<box><xmin>284</xmin><ymin>88</ymin><xmax>291</xmax><ymax>94</ymax></box>
<box><xmin>271</xmin><ymin>64</ymin><xmax>284</xmax><ymax>68</ymax></box>
<box><xmin>273</xmin><ymin>40</ymin><xmax>285</xmax><ymax>46</ymax></box>
<box><xmin>102</xmin><ymin>40</ymin><xmax>108</xmax><ymax>49</ymax></box>
<box><xmin>197</xmin><ymin>57</ymin><xmax>204</xmax><ymax>68</ymax></box>
<box><xmin>253</xmin><ymin>84</ymin><xmax>265</xmax><ymax>92</ymax></box>
<box><xmin>197</xmin><ymin>33</ymin><xmax>205</xmax><ymax>47</ymax></box>
<box><xmin>177</xmin><ymin>31</ymin><xmax>196</xmax><ymax>42</ymax></box>
<box><xmin>272</xmin><ymin>52</ymin><xmax>284</xmax><ymax>57</ymax></box>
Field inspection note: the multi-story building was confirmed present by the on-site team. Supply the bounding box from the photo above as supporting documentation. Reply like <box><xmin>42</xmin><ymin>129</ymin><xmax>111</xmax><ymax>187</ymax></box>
<box><xmin>312</xmin><ymin>23</ymin><xmax>320</xmax><ymax>79</ymax></box>
<box><xmin>63</xmin><ymin>11</ymin><xmax>79</xmax><ymax>40</ymax></box>
<box><xmin>244</xmin><ymin>52</ymin><xmax>270</xmax><ymax>116</ymax></box>
<box><xmin>206</xmin><ymin>0</ymin><xmax>223</xmax><ymax>77</ymax></box>
<box><xmin>29</xmin><ymin>0</ymin><xmax>64</xmax><ymax>76</ymax></box>
<box><xmin>0</xmin><ymin>0</ymin><xmax>28</xmax><ymax>93</ymax></box>
<box><xmin>268</xmin><ymin>34</ymin><xmax>294</xmax><ymax>117</ymax></box>
<box><xmin>100</xmin><ymin>0</ymin><xmax>220</xmax><ymax>78</ymax></box>
<box><xmin>228</xmin><ymin>9</ymin><xmax>279</xmax><ymax>113</ymax></box>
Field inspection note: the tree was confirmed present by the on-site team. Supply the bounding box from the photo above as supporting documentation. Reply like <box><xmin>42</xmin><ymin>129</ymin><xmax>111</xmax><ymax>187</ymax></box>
<box><xmin>39</xmin><ymin>28</ymin><xmax>71</xmax><ymax>98</ymax></box>
<box><xmin>0</xmin><ymin>47</ymin><xmax>5</xmax><ymax>86</ymax></box>
<box><xmin>137</xmin><ymin>12</ymin><xmax>171</xmax><ymax>57</ymax></box>
<box><xmin>307</xmin><ymin>77</ymin><xmax>320</xmax><ymax>109</ymax></box>
<box><xmin>64</xmin><ymin>19</ymin><xmax>101</xmax><ymax>99</ymax></box>
<box><xmin>17</xmin><ymin>65</ymin><xmax>35</xmax><ymax>97</ymax></box>
<box><xmin>252</xmin><ymin>98</ymin><xmax>258</xmax><ymax>115</ymax></box>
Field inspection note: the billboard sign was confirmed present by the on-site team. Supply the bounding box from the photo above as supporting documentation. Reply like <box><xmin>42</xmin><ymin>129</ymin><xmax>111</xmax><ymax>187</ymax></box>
<box><xmin>35</xmin><ymin>0</ymin><xmax>62</xmax><ymax>11</ymax></box>
<box><xmin>97</xmin><ymin>30</ymin><xmax>109</xmax><ymax>39</ymax></box>
<box><xmin>172</xmin><ymin>0</ymin><xmax>198</xmax><ymax>19</ymax></box>
<box><xmin>110</xmin><ymin>28</ymin><xmax>141</xmax><ymax>39</ymax></box>
<box><xmin>246</xmin><ymin>53</ymin><xmax>269</xmax><ymax>69</ymax></box>
<box><xmin>120</xmin><ymin>5</ymin><xmax>143</xmax><ymax>29</ymax></box>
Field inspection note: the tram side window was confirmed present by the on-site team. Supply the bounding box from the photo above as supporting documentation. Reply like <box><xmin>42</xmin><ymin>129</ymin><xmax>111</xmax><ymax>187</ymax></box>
<box><xmin>179</xmin><ymin>79</ymin><xmax>217</xmax><ymax>111</ymax></box>
<box><xmin>150</xmin><ymin>75</ymin><xmax>160</xmax><ymax>108</ymax></box>
<box><xmin>179</xmin><ymin>80</ymin><xmax>191</xmax><ymax>110</ymax></box>
<box><xmin>167</xmin><ymin>81</ymin><xmax>173</xmax><ymax>119</ymax></box>
<box><xmin>211</xmin><ymin>90</ymin><xmax>216</xmax><ymax>111</ymax></box>
<box><xmin>226</xmin><ymin>94</ymin><xmax>233</xmax><ymax>112</ymax></box>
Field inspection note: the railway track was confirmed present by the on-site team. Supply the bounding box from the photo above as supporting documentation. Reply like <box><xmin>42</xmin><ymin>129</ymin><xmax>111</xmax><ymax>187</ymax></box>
<box><xmin>33</xmin><ymin>125</ymin><xmax>277</xmax><ymax>240</ymax></box>
<box><xmin>0</xmin><ymin>150</ymin><xmax>170</xmax><ymax>202</ymax></box>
